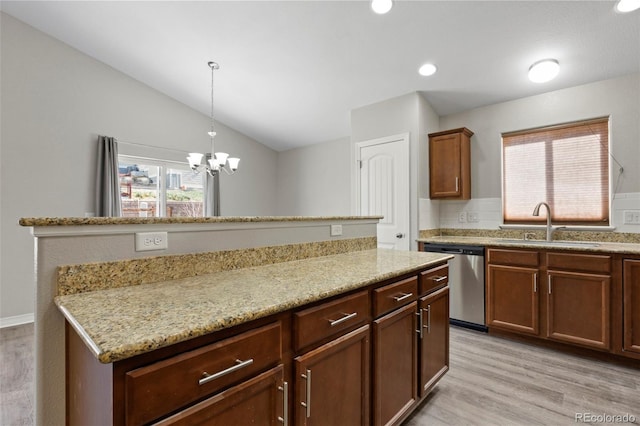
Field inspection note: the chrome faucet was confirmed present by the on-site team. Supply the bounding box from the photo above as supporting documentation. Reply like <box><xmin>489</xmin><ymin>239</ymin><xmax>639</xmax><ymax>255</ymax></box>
<box><xmin>532</xmin><ymin>202</ymin><xmax>565</xmax><ymax>241</ymax></box>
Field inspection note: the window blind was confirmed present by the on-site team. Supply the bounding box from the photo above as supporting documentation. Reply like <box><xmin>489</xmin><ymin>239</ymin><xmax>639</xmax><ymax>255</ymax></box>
<box><xmin>502</xmin><ymin>117</ymin><xmax>609</xmax><ymax>225</ymax></box>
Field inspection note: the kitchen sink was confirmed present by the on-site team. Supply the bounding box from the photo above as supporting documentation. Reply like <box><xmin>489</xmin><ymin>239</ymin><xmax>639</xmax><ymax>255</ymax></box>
<box><xmin>501</xmin><ymin>239</ymin><xmax>600</xmax><ymax>248</ymax></box>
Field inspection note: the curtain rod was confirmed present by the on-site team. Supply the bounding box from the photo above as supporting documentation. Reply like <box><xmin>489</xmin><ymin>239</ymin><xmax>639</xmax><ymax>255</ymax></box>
<box><xmin>116</xmin><ymin>138</ymin><xmax>193</xmax><ymax>155</ymax></box>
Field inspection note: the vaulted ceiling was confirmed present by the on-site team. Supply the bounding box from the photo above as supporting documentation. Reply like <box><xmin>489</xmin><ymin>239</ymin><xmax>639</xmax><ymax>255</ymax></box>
<box><xmin>2</xmin><ymin>1</ymin><xmax>639</xmax><ymax>151</ymax></box>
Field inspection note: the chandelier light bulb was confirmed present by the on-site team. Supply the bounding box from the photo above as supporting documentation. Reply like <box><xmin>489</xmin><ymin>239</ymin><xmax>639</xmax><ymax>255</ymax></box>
<box><xmin>371</xmin><ymin>0</ymin><xmax>393</xmax><ymax>14</ymax></box>
<box><xmin>528</xmin><ymin>59</ymin><xmax>560</xmax><ymax>83</ymax></box>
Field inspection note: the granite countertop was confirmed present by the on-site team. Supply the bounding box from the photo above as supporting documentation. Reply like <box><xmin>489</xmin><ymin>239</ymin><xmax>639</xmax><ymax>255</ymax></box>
<box><xmin>20</xmin><ymin>215</ymin><xmax>382</xmax><ymax>227</ymax></box>
<box><xmin>417</xmin><ymin>235</ymin><xmax>640</xmax><ymax>255</ymax></box>
<box><xmin>55</xmin><ymin>248</ymin><xmax>452</xmax><ymax>364</ymax></box>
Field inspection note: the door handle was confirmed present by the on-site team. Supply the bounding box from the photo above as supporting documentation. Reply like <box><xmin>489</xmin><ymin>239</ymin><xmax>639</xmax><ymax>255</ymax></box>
<box><xmin>396</xmin><ymin>233</ymin><xmax>405</xmax><ymax>239</ymax></box>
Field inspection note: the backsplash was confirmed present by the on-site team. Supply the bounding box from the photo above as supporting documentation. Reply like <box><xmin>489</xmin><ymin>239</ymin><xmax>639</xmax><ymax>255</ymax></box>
<box><xmin>420</xmin><ymin>193</ymin><xmax>640</xmax><ymax>234</ymax></box>
<box><xmin>57</xmin><ymin>236</ymin><xmax>377</xmax><ymax>296</ymax></box>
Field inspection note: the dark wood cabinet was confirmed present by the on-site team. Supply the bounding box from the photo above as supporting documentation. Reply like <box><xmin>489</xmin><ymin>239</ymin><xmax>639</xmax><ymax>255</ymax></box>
<box><xmin>623</xmin><ymin>259</ymin><xmax>640</xmax><ymax>354</ymax></box>
<box><xmin>373</xmin><ymin>302</ymin><xmax>418</xmax><ymax>426</ymax></box>
<box><xmin>486</xmin><ymin>264</ymin><xmax>539</xmax><ymax>335</ymax></box>
<box><xmin>419</xmin><ymin>286</ymin><xmax>449</xmax><ymax>396</ymax></box>
<box><xmin>155</xmin><ymin>365</ymin><xmax>286</xmax><ymax>426</ymax></box>
<box><xmin>294</xmin><ymin>325</ymin><xmax>370</xmax><ymax>426</ymax></box>
<box><xmin>486</xmin><ymin>248</ymin><xmax>613</xmax><ymax>352</ymax></box>
<box><xmin>428</xmin><ymin>128</ymin><xmax>473</xmax><ymax>200</ymax></box>
<box><xmin>546</xmin><ymin>270</ymin><xmax>610</xmax><ymax>349</ymax></box>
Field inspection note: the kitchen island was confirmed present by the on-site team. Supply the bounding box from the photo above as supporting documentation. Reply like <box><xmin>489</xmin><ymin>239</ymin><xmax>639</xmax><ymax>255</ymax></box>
<box><xmin>21</xmin><ymin>216</ymin><xmax>450</xmax><ymax>425</ymax></box>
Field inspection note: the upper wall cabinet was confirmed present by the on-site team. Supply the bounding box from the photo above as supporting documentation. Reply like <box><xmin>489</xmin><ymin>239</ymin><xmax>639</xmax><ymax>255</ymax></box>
<box><xmin>428</xmin><ymin>127</ymin><xmax>473</xmax><ymax>200</ymax></box>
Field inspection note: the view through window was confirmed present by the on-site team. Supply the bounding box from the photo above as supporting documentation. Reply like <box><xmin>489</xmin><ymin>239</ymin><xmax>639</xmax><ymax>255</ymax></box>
<box><xmin>502</xmin><ymin>117</ymin><xmax>610</xmax><ymax>226</ymax></box>
<box><xmin>118</xmin><ymin>156</ymin><xmax>204</xmax><ymax>217</ymax></box>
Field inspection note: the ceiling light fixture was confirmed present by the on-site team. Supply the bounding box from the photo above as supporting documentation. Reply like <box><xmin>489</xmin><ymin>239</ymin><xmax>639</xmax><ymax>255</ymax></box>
<box><xmin>187</xmin><ymin>61</ymin><xmax>240</xmax><ymax>176</ymax></box>
<box><xmin>371</xmin><ymin>0</ymin><xmax>393</xmax><ymax>14</ymax></box>
<box><xmin>418</xmin><ymin>63</ymin><xmax>437</xmax><ymax>77</ymax></box>
<box><xmin>615</xmin><ymin>0</ymin><xmax>640</xmax><ymax>13</ymax></box>
<box><xmin>528</xmin><ymin>59</ymin><xmax>560</xmax><ymax>83</ymax></box>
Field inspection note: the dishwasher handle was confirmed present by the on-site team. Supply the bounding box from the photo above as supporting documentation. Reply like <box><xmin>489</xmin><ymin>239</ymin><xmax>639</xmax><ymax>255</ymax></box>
<box><xmin>440</xmin><ymin>248</ymin><xmax>464</xmax><ymax>254</ymax></box>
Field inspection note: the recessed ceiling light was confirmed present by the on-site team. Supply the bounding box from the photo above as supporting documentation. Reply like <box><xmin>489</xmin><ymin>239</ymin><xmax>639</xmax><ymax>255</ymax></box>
<box><xmin>418</xmin><ymin>63</ymin><xmax>437</xmax><ymax>77</ymax></box>
<box><xmin>616</xmin><ymin>0</ymin><xmax>640</xmax><ymax>13</ymax></box>
<box><xmin>371</xmin><ymin>0</ymin><xmax>393</xmax><ymax>14</ymax></box>
<box><xmin>528</xmin><ymin>59</ymin><xmax>559</xmax><ymax>83</ymax></box>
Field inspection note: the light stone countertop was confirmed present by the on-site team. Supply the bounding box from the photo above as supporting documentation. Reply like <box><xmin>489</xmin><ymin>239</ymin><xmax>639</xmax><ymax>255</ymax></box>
<box><xmin>417</xmin><ymin>235</ymin><xmax>640</xmax><ymax>255</ymax></box>
<box><xmin>20</xmin><ymin>215</ymin><xmax>382</xmax><ymax>227</ymax></box>
<box><xmin>55</xmin><ymin>248</ymin><xmax>452</xmax><ymax>364</ymax></box>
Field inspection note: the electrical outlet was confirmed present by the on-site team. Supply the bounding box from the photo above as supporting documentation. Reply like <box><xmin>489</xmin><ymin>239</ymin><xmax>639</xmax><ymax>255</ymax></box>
<box><xmin>330</xmin><ymin>224</ymin><xmax>343</xmax><ymax>236</ymax></box>
<box><xmin>458</xmin><ymin>212</ymin><xmax>467</xmax><ymax>223</ymax></box>
<box><xmin>468</xmin><ymin>212</ymin><xmax>479</xmax><ymax>223</ymax></box>
<box><xmin>624</xmin><ymin>210</ymin><xmax>640</xmax><ymax>225</ymax></box>
<box><xmin>135</xmin><ymin>232</ymin><xmax>168</xmax><ymax>251</ymax></box>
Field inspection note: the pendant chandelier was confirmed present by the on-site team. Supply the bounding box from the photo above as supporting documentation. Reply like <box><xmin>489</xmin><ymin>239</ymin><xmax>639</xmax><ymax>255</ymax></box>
<box><xmin>187</xmin><ymin>61</ymin><xmax>240</xmax><ymax>175</ymax></box>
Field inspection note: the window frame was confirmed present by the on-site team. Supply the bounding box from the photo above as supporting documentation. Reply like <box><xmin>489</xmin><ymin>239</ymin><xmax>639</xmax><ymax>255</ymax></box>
<box><xmin>500</xmin><ymin>117</ymin><xmax>611</xmax><ymax>227</ymax></box>
<box><xmin>118</xmin><ymin>154</ymin><xmax>205</xmax><ymax>218</ymax></box>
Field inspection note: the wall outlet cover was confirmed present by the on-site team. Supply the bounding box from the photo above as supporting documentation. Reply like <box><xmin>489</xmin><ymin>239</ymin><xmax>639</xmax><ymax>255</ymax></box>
<box><xmin>135</xmin><ymin>232</ymin><xmax>168</xmax><ymax>251</ymax></box>
<box><xmin>458</xmin><ymin>212</ymin><xmax>467</xmax><ymax>223</ymax></box>
<box><xmin>330</xmin><ymin>224</ymin><xmax>343</xmax><ymax>236</ymax></box>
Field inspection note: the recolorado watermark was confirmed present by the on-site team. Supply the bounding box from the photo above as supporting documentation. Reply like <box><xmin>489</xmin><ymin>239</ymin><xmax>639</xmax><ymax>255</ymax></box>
<box><xmin>575</xmin><ymin>412</ymin><xmax>637</xmax><ymax>423</ymax></box>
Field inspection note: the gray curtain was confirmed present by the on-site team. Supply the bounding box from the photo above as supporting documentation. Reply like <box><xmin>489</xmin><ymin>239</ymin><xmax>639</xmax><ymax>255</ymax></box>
<box><xmin>95</xmin><ymin>135</ymin><xmax>122</xmax><ymax>217</ymax></box>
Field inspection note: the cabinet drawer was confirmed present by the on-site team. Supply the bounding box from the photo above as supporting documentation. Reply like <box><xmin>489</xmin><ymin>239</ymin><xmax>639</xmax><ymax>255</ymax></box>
<box><xmin>420</xmin><ymin>264</ymin><xmax>449</xmax><ymax>295</ymax></box>
<box><xmin>373</xmin><ymin>276</ymin><xmax>418</xmax><ymax>317</ymax></box>
<box><xmin>487</xmin><ymin>248</ymin><xmax>539</xmax><ymax>267</ymax></box>
<box><xmin>294</xmin><ymin>290</ymin><xmax>369</xmax><ymax>352</ymax></box>
<box><xmin>125</xmin><ymin>322</ymin><xmax>282</xmax><ymax>426</ymax></box>
<box><xmin>546</xmin><ymin>252</ymin><xmax>611</xmax><ymax>274</ymax></box>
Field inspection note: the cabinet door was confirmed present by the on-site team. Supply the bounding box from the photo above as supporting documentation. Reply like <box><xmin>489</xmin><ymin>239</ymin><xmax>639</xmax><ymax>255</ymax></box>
<box><xmin>294</xmin><ymin>325</ymin><xmax>370</xmax><ymax>426</ymax></box>
<box><xmin>373</xmin><ymin>302</ymin><xmax>418</xmax><ymax>426</ymax></box>
<box><xmin>486</xmin><ymin>264</ymin><xmax>539</xmax><ymax>335</ymax></box>
<box><xmin>622</xmin><ymin>259</ymin><xmax>640</xmax><ymax>353</ymax></box>
<box><xmin>623</xmin><ymin>260</ymin><xmax>640</xmax><ymax>354</ymax></box>
<box><xmin>429</xmin><ymin>133</ymin><xmax>462</xmax><ymax>198</ymax></box>
<box><xmin>155</xmin><ymin>365</ymin><xmax>286</xmax><ymax>426</ymax></box>
<box><xmin>419</xmin><ymin>286</ymin><xmax>449</xmax><ymax>397</ymax></box>
<box><xmin>546</xmin><ymin>271</ymin><xmax>610</xmax><ymax>350</ymax></box>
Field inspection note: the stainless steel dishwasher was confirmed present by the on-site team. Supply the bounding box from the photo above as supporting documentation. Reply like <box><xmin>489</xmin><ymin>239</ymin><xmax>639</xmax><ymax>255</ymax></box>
<box><xmin>422</xmin><ymin>243</ymin><xmax>487</xmax><ymax>331</ymax></box>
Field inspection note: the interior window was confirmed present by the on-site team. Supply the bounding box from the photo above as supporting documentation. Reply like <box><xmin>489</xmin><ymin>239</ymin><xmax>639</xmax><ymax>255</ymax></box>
<box><xmin>119</xmin><ymin>156</ymin><xmax>204</xmax><ymax>218</ymax></box>
<box><xmin>502</xmin><ymin>117</ymin><xmax>610</xmax><ymax>226</ymax></box>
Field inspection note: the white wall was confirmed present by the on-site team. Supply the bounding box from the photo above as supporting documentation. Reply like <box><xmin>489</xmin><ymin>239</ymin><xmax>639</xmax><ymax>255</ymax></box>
<box><xmin>0</xmin><ymin>13</ymin><xmax>278</xmax><ymax>323</ymax></box>
<box><xmin>434</xmin><ymin>73</ymin><xmax>640</xmax><ymax>232</ymax></box>
<box><xmin>276</xmin><ymin>137</ymin><xmax>351</xmax><ymax>216</ymax></box>
<box><xmin>351</xmin><ymin>92</ymin><xmax>440</xmax><ymax>249</ymax></box>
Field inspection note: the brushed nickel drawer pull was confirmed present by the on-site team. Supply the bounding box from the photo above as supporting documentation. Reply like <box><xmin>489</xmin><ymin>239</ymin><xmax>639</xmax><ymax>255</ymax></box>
<box><xmin>455</xmin><ymin>177</ymin><xmax>459</xmax><ymax>192</ymax></box>
<box><xmin>416</xmin><ymin>309</ymin><xmax>424</xmax><ymax>339</ymax></box>
<box><xmin>426</xmin><ymin>306</ymin><xmax>431</xmax><ymax>334</ymax></box>
<box><xmin>199</xmin><ymin>358</ymin><xmax>254</xmax><ymax>386</ymax></box>
<box><xmin>392</xmin><ymin>292</ymin><xmax>413</xmax><ymax>302</ymax></box>
<box><xmin>301</xmin><ymin>369</ymin><xmax>311</xmax><ymax>418</ymax></box>
<box><xmin>328</xmin><ymin>312</ymin><xmax>357</xmax><ymax>327</ymax></box>
<box><xmin>277</xmin><ymin>381</ymin><xmax>288</xmax><ymax>425</ymax></box>
<box><xmin>432</xmin><ymin>275</ymin><xmax>448</xmax><ymax>283</ymax></box>
<box><xmin>533</xmin><ymin>273</ymin><xmax>538</xmax><ymax>293</ymax></box>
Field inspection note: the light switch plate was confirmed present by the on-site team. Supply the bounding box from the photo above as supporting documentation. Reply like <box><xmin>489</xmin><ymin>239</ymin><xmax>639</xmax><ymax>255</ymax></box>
<box><xmin>135</xmin><ymin>232</ymin><xmax>168</xmax><ymax>251</ymax></box>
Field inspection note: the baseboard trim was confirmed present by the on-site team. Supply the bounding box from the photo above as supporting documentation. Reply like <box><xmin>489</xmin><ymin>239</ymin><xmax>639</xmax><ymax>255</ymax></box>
<box><xmin>0</xmin><ymin>313</ymin><xmax>34</xmax><ymax>328</ymax></box>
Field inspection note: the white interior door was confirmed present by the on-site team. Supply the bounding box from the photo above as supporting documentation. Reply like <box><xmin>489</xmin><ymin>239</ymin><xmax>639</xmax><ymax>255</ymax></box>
<box><xmin>357</xmin><ymin>135</ymin><xmax>409</xmax><ymax>250</ymax></box>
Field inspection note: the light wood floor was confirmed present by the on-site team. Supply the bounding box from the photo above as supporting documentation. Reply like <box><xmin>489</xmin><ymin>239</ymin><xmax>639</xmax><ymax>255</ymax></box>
<box><xmin>0</xmin><ymin>323</ymin><xmax>34</xmax><ymax>426</ymax></box>
<box><xmin>1</xmin><ymin>324</ymin><xmax>638</xmax><ymax>425</ymax></box>
<box><xmin>405</xmin><ymin>327</ymin><xmax>640</xmax><ymax>425</ymax></box>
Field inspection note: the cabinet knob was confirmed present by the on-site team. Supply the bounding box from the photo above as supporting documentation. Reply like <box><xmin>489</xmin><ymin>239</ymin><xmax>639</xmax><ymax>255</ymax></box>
<box><xmin>396</xmin><ymin>233</ymin><xmax>405</xmax><ymax>239</ymax></box>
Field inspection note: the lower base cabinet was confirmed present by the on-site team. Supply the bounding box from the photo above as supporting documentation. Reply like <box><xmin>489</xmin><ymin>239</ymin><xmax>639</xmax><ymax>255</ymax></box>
<box><xmin>373</xmin><ymin>302</ymin><xmax>418</xmax><ymax>426</ymax></box>
<box><xmin>156</xmin><ymin>365</ymin><xmax>286</xmax><ymax>426</ymax></box>
<box><xmin>294</xmin><ymin>325</ymin><xmax>370</xmax><ymax>426</ymax></box>
<box><xmin>623</xmin><ymin>259</ymin><xmax>640</xmax><ymax>354</ymax></box>
<box><xmin>419</xmin><ymin>286</ymin><xmax>449</xmax><ymax>396</ymax></box>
